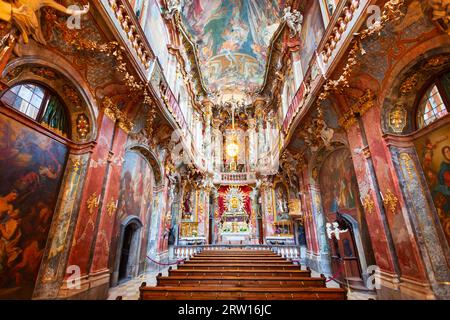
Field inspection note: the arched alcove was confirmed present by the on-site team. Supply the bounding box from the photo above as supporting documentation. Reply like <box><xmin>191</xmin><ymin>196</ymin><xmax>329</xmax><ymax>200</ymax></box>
<box><xmin>1</xmin><ymin>60</ymin><xmax>97</xmax><ymax>143</ymax></box>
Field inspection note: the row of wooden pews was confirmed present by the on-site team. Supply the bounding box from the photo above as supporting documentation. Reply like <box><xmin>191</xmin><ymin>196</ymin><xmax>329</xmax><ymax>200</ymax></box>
<box><xmin>139</xmin><ymin>249</ymin><xmax>347</xmax><ymax>300</ymax></box>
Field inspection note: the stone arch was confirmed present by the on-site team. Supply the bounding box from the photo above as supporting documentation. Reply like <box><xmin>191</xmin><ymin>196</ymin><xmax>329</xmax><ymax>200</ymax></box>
<box><xmin>379</xmin><ymin>36</ymin><xmax>450</xmax><ymax>135</ymax></box>
<box><xmin>2</xmin><ymin>56</ymin><xmax>98</xmax><ymax>142</ymax></box>
<box><xmin>128</xmin><ymin>144</ymin><xmax>163</xmax><ymax>186</ymax></box>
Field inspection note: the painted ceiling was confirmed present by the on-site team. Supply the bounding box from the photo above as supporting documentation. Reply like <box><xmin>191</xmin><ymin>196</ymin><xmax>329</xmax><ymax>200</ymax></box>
<box><xmin>180</xmin><ymin>0</ymin><xmax>287</xmax><ymax>98</ymax></box>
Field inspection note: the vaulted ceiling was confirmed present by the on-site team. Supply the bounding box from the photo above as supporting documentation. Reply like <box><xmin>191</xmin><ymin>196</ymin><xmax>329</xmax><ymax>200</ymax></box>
<box><xmin>179</xmin><ymin>0</ymin><xmax>287</xmax><ymax>99</ymax></box>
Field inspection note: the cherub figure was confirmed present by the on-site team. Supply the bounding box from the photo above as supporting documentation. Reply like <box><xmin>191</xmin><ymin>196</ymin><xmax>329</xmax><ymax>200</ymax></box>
<box><xmin>326</xmin><ymin>222</ymin><xmax>348</xmax><ymax>241</ymax></box>
<box><xmin>282</xmin><ymin>6</ymin><xmax>303</xmax><ymax>38</ymax></box>
<box><xmin>0</xmin><ymin>0</ymin><xmax>90</xmax><ymax>44</ymax></box>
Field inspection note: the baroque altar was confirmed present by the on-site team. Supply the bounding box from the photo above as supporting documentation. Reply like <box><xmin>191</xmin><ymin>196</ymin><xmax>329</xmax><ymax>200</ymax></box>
<box><xmin>218</xmin><ymin>186</ymin><xmax>252</xmax><ymax>243</ymax></box>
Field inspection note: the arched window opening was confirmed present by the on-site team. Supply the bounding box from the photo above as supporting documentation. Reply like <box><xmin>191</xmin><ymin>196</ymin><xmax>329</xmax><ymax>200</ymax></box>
<box><xmin>417</xmin><ymin>74</ymin><xmax>449</xmax><ymax>129</ymax></box>
<box><xmin>1</xmin><ymin>83</ymin><xmax>71</xmax><ymax>138</ymax></box>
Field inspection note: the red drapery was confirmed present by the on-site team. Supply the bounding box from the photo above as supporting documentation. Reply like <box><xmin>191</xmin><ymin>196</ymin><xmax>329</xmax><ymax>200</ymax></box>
<box><xmin>217</xmin><ymin>185</ymin><xmax>252</xmax><ymax>219</ymax></box>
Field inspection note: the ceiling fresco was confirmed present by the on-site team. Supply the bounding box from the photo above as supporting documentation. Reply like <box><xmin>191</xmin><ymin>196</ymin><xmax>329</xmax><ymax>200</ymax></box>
<box><xmin>180</xmin><ymin>0</ymin><xmax>287</xmax><ymax>98</ymax></box>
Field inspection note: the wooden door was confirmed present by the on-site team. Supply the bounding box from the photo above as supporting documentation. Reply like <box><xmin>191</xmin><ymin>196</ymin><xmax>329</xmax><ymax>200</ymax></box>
<box><xmin>329</xmin><ymin>226</ymin><xmax>362</xmax><ymax>283</ymax></box>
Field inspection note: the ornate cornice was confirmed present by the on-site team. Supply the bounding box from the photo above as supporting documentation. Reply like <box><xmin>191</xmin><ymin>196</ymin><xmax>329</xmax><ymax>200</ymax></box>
<box><xmin>338</xmin><ymin>89</ymin><xmax>375</xmax><ymax>130</ymax></box>
<box><xmin>103</xmin><ymin>97</ymin><xmax>134</xmax><ymax>133</ymax></box>
<box><xmin>170</xmin><ymin>10</ymin><xmax>209</xmax><ymax>98</ymax></box>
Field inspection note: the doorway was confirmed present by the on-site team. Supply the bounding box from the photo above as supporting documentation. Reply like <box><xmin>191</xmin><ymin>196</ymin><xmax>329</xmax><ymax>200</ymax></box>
<box><xmin>328</xmin><ymin>215</ymin><xmax>364</xmax><ymax>288</ymax></box>
<box><xmin>118</xmin><ymin>224</ymin><xmax>134</xmax><ymax>281</ymax></box>
<box><xmin>115</xmin><ymin>218</ymin><xmax>142</xmax><ymax>285</ymax></box>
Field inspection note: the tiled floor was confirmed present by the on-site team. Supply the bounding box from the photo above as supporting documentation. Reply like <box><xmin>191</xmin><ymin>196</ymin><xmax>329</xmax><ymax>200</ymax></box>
<box><xmin>107</xmin><ymin>264</ymin><xmax>376</xmax><ymax>300</ymax></box>
<box><xmin>107</xmin><ymin>267</ymin><xmax>170</xmax><ymax>300</ymax></box>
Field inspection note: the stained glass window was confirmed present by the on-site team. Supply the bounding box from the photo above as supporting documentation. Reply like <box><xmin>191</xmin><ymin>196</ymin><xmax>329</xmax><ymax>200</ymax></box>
<box><xmin>417</xmin><ymin>83</ymin><xmax>449</xmax><ymax>129</ymax></box>
<box><xmin>1</xmin><ymin>83</ymin><xmax>70</xmax><ymax>138</ymax></box>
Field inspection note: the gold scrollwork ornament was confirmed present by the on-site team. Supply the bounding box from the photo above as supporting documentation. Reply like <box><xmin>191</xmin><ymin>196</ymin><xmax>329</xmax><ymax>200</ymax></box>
<box><xmin>389</xmin><ymin>104</ymin><xmax>407</xmax><ymax>133</ymax></box>
<box><xmin>87</xmin><ymin>192</ymin><xmax>100</xmax><ymax>215</ymax></box>
<box><xmin>383</xmin><ymin>189</ymin><xmax>399</xmax><ymax>215</ymax></box>
<box><xmin>363</xmin><ymin>193</ymin><xmax>375</xmax><ymax>215</ymax></box>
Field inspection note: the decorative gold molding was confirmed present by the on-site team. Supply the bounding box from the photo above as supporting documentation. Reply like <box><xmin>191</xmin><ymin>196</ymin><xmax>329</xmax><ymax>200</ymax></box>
<box><xmin>400</xmin><ymin>153</ymin><xmax>415</xmax><ymax>182</ymax></box>
<box><xmin>400</xmin><ymin>74</ymin><xmax>419</xmax><ymax>95</ymax></box>
<box><xmin>389</xmin><ymin>104</ymin><xmax>408</xmax><ymax>133</ymax></box>
<box><xmin>339</xmin><ymin>89</ymin><xmax>376</xmax><ymax>130</ymax></box>
<box><xmin>383</xmin><ymin>189</ymin><xmax>399</xmax><ymax>215</ymax></box>
<box><xmin>76</xmin><ymin>114</ymin><xmax>90</xmax><ymax>139</ymax></box>
<box><xmin>428</xmin><ymin>0</ymin><xmax>450</xmax><ymax>35</ymax></box>
<box><xmin>103</xmin><ymin>97</ymin><xmax>134</xmax><ymax>133</ymax></box>
<box><xmin>87</xmin><ymin>192</ymin><xmax>100</xmax><ymax>215</ymax></box>
<box><xmin>318</xmin><ymin>0</ymin><xmax>406</xmax><ymax>103</ymax></box>
<box><xmin>363</xmin><ymin>192</ymin><xmax>375</xmax><ymax>215</ymax></box>
<box><xmin>106</xmin><ymin>198</ymin><xmax>117</xmax><ymax>218</ymax></box>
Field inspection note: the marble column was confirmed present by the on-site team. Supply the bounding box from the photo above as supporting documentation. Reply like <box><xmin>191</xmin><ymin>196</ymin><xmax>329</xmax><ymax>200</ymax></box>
<box><xmin>308</xmin><ymin>183</ymin><xmax>332</xmax><ymax>275</ymax></box>
<box><xmin>388</xmin><ymin>140</ymin><xmax>450</xmax><ymax>299</ymax></box>
<box><xmin>212</xmin><ymin>118</ymin><xmax>222</xmax><ymax>172</ymax></box>
<box><xmin>202</xmin><ymin>100</ymin><xmax>213</xmax><ymax>171</ymax></box>
<box><xmin>247</xmin><ymin>118</ymin><xmax>257</xmax><ymax>170</ymax></box>
<box><xmin>254</xmin><ymin>98</ymin><xmax>266</xmax><ymax>169</ymax></box>
<box><xmin>357</xmin><ymin>103</ymin><xmax>435</xmax><ymax>299</ymax></box>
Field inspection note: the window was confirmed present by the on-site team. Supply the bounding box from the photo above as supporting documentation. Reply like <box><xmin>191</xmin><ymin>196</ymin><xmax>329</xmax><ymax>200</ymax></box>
<box><xmin>1</xmin><ymin>83</ymin><xmax>70</xmax><ymax>138</ymax></box>
<box><xmin>417</xmin><ymin>75</ymin><xmax>449</xmax><ymax>129</ymax></box>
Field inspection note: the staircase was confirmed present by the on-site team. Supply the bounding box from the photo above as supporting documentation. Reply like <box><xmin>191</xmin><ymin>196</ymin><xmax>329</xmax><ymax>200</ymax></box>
<box><xmin>139</xmin><ymin>249</ymin><xmax>347</xmax><ymax>300</ymax></box>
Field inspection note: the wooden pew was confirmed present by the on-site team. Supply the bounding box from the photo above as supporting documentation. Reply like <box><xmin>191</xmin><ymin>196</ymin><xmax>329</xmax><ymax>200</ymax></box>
<box><xmin>169</xmin><ymin>268</ymin><xmax>312</xmax><ymax>278</ymax></box>
<box><xmin>188</xmin><ymin>258</ymin><xmax>291</xmax><ymax>263</ymax></box>
<box><xmin>156</xmin><ymin>275</ymin><xmax>326</xmax><ymax>288</ymax></box>
<box><xmin>139</xmin><ymin>286</ymin><xmax>347</xmax><ymax>300</ymax></box>
<box><xmin>138</xmin><ymin>249</ymin><xmax>347</xmax><ymax>300</ymax></box>
<box><xmin>178</xmin><ymin>263</ymin><xmax>300</xmax><ymax>270</ymax></box>
<box><xmin>197</xmin><ymin>251</ymin><xmax>277</xmax><ymax>256</ymax></box>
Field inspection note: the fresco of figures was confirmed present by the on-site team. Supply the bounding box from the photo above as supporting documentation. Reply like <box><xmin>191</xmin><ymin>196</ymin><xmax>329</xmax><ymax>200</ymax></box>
<box><xmin>117</xmin><ymin>151</ymin><xmax>153</xmax><ymax>226</ymax></box>
<box><xmin>112</xmin><ymin>150</ymin><xmax>154</xmax><ymax>274</ymax></box>
<box><xmin>299</xmin><ymin>0</ymin><xmax>325</xmax><ymax>72</ymax></box>
<box><xmin>319</xmin><ymin>148</ymin><xmax>357</xmax><ymax>216</ymax></box>
<box><xmin>0</xmin><ymin>114</ymin><xmax>67</xmax><ymax>299</ymax></box>
<box><xmin>141</xmin><ymin>0</ymin><xmax>171</xmax><ymax>69</ymax></box>
<box><xmin>414</xmin><ymin>124</ymin><xmax>450</xmax><ymax>246</ymax></box>
<box><xmin>180</xmin><ymin>0</ymin><xmax>287</xmax><ymax>93</ymax></box>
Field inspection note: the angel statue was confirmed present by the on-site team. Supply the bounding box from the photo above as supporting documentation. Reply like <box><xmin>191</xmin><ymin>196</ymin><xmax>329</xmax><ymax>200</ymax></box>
<box><xmin>0</xmin><ymin>0</ymin><xmax>90</xmax><ymax>45</ymax></box>
<box><xmin>282</xmin><ymin>6</ymin><xmax>303</xmax><ymax>38</ymax></box>
<box><xmin>326</xmin><ymin>222</ymin><xmax>348</xmax><ymax>241</ymax></box>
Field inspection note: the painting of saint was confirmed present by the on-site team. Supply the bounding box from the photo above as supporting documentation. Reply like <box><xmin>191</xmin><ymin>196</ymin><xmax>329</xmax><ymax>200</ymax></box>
<box><xmin>435</xmin><ymin>146</ymin><xmax>450</xmax><ymax>211</ymax></box>
<box><xmin>0</xmin><ymin>114</ymin><xmax>67</xmax><ymax>299</ymax></box>
<box><xmin>275</xmin><ymin>183</ymin><xmax>289</xmax><ymax>221</ymax></box>
<box><xmin>182</xmin><ymin>186</ymin><xmax>193</xmax><ymax>220</ymax></box>
<box><xmin>414</xmin><ymin>124</ymin><xmax>450</xmax><ymax>246</ymax></box>
<box><xmin>319</xmin><ymin>148</ymin><xmax>358</xmax><ymax>216</ymax></box>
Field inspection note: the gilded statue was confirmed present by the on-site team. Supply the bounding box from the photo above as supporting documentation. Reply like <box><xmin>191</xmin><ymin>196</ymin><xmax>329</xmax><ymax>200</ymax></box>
<box><xmin>0</xmin><ymin>0</ymin><xmax>90</xmax><ymax>44</ymax></box>
<box><xmin>429</xmin><ymin>0</ymin><xmax>450</xmax><ymax>24</ymax></box>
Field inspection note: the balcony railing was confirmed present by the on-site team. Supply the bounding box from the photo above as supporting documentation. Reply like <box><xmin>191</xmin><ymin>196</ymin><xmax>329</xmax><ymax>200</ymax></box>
<box><xmin>214</xmin><ymin>172</ymin><xmax>257</xmax><ymax>184</ymax></box>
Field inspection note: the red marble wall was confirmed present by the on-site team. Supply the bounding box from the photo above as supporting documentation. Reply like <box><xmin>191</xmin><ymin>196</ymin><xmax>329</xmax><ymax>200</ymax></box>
<box><xmin>346</xmin><ymin>124</ymin><xmax>397</xmax><ymax>273</ymax></box>
<box><xmin>361</xmin><ymin>106</ymin><xmax>428</xmax><ymax>281</ymax></box>
<box><xmin>90</xmin><ymin>128</ymin><xmax>128</xmax><ymax>274</ymax></box>
<box><xmin>66</xmin><ymin>114</ymin><xmax>116</xmax><ymax>276</ymax></box>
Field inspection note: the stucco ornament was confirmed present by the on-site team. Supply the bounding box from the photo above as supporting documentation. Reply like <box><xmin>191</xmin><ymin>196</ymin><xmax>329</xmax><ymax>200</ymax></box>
<box><xmin>0</xmin><ymin>0</ymin><xmax>90</xmax><ymax>44</ymax></box>
<box><xmin>282</xmin><ymin>6</ymin><xmax>303</xmax><ymax>38</ymax></box>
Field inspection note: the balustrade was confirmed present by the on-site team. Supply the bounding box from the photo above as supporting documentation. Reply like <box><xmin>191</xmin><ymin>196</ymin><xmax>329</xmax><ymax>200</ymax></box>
<box><xmin>173</xmin><ymin>245</ymin><xmax>301</xmax><ymax>262</ymax></box>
